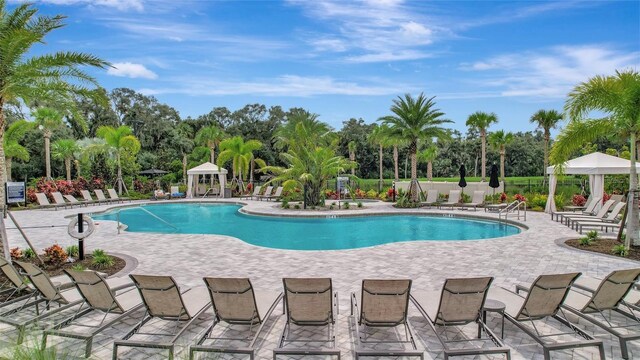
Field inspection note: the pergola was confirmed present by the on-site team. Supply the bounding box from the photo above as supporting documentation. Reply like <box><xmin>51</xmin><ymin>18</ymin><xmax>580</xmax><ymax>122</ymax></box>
<box><xmin>545</xmin><ymin>152</ymin><xmax>640</xmax><ymax>213</ymax></box>
<box><xmin>186</xmin><ymin>162</ymin><xmax>228</xmax><ymax>198</ymax></box>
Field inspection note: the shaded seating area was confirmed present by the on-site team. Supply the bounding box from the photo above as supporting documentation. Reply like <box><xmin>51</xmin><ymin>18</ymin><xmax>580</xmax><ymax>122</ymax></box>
<box><xmin>186</xmin><ymin>162</ymin><xmax>228</xmax><ymax>198</ymax></box>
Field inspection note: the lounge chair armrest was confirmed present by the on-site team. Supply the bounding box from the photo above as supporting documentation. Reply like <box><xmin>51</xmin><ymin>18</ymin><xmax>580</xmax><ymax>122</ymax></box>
<box><xmin>350</xmin><ymin>292</ymin><xmax>358</xmax><ymax>318</ymax></box>
<box><xmin>515</xmin><ymin>284</ymin><xmax>530</xmax><ymax>295</ymax></box>
<box><xmin>333</xmin><ymin>291</ymin><xmax>339</xmax><ymax>316</ymax></box>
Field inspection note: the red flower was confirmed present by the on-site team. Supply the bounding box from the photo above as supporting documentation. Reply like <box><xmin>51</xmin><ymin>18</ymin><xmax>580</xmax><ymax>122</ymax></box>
<box><xmin>572</xmin><ymin>194</ymin><xmax>587</xmax><ymax>206</ymax></box>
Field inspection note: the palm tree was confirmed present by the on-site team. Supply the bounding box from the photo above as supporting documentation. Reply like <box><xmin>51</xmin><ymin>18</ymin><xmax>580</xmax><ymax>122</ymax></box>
<box><xmin>217</xmin><ymin>136</ymin><xmax>264</xmax><ymax>183</ymax></box>
<box><xmin>551</xmin><ymin>70</ymin><xmax>640</xmax><ymax>248</ymax></box>
<box><xmin>530</xmin><ymin>109</ymin><xmax>563</xmax><ymax>180</ymax></box>
<box><xmin>96</xmin><ymin>126</ymin><xmax>141</xmax><ymax>194</ymax></box>
<box><xmin>51</xmin><ymin>139</ymin><xmax>79</xmax><ymax>181</ymax></box>
<box><xmin>348</xmin><ymin>141</ymin><xmax>357</xmax><ymax>176</ymax></box>
<box><xmin>418</xmin><ymin>145</ymin><xmax>438</xmax><ymax>181</ymax></box>
<box><xmin>33</xmin><ymin>108</ymin><xmax>64</xmax><ymax>180</ymax></box>
<box><xmin>379</xmin><ymin>93</ymin><xmax>451</xmax><ymax>201</ymax></box>
<box><xmin>274</xmin><ymin>110</ymin><xmax>334</xmax><ymax>151</ymax></box>
<box><xmin>195</xmin><ymin>125</ymin><xmax>225</xmax><ymax>163</ymax></box>
<box><xmin>369</xmin><ymin>124</ymin><xmax>392</xmax><ymax>191</ymax></box>
<box><xmin>466</xmin><ymin>111</ymin><xmax>498</xmax><ymax>182</ymax></box>
<box><xmin>488</xmin><ymin>130</ymin><xmax>514</xmax><ymax>180</ymax></box>
<box><xmin>175</xmin><ymin>124</ymin><xmax>194</xmax><ymax>184</ymax></box>
<box><xmin>4</xmin><ymin>120</ymin><xmax>31</xmax><ymax>181</ymax></box>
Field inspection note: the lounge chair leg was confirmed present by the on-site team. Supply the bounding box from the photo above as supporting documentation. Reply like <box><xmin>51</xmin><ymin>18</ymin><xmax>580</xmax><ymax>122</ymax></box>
<box><xmin>619</xmin><ymin>338</ymin><xmax>627</xmax><ymax>359</ymax></box>
<box><xmin>112</xmin><ymin>343</ymin><xmax>119</xmax><ymax>360</ymax></box>
<box><xmin>41</xmin><ymin>332</ymin><xmax>48</xmax><ymax>351</ymax></box>
<box><xmin>85</xmin><ymin>338</ymin><xmax>93</xmax><ymax>358</ymax></box>
<box><xmin>16</xmin><ymin>324</ymin><xmax>25</xmax><ymax>344</ymax></box>
<box><xmin>543</xmin><ymin>348</ymin><xmax>550</xmax><ymax>360</ymax></box>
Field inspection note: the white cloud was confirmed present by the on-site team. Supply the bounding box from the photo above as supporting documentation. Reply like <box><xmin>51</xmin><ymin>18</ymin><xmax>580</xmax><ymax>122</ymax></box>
<box><xmin>107</xmin><ymin>62</ymin><xmax>158</xmax><ymax>79</ymax></box>
<box><xmin>31</xmin><ymin>0</ymin><xmax>144</xmax><ymax>11</ymax></box>
<box><xmin>345</xmin><ymin>50</ymin><xmax>433</xmax><ymax>63</ymax></box>
<box><xmin>461</xmin><ymin>45</ymin><xmax>640</xmax><ymax>98</ymax></box>
<box><xmin>139</xmin><ymin>75</ymin><xmax>416</xmax><ymax>97</ymax></box>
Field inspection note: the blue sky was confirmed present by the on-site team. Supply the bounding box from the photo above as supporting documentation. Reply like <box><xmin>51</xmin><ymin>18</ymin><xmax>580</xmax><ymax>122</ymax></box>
<box><xmin>17</xmin><ymin>0</ymin><xmax>640</xmax><ymax>133</ymax></box>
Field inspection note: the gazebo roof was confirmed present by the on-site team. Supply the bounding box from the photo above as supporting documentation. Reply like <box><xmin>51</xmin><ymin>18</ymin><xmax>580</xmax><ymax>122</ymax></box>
<box><xmin>546</xmin><ymin>152</ymin><xmax>640</xmax><ymax>175</ymax></box>
<box><xmin>187</xmin><ymin>162</ymin><xmax>228</xmax><ymax>175</ymax></box>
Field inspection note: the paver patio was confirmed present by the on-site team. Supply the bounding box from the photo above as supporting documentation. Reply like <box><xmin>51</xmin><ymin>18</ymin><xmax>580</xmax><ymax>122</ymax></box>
<box><xmin>0</xmin><ymin>199</ymin><xmax>637</xmax><ymax>359</ymax></box>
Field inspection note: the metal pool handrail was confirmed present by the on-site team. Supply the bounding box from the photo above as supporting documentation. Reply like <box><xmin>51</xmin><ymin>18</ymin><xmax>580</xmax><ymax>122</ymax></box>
<box><xmin>117</xmin><ymin>206</ymin><xmax>179</xmax><ymax>232</ymax></box>
<box><xmin>499</xmin><ymin>200</ymin><xmax>526</xmax><ymax>221</ymax></box>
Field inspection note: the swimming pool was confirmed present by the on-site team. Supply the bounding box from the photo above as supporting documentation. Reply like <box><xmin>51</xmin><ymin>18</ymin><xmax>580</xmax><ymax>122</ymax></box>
<box><xmin>92</xmin><ymin>203</ymin><xmax>520</xmax><ymax>250</ymax></box>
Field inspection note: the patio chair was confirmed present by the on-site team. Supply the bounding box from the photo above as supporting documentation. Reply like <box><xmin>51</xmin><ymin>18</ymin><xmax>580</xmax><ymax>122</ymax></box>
<box><xmin>274</xmin><ymin>278</ymin><xmax>341</xmax><ymax>359</ymax></box>
<box><xmin>562</xmin><ymin>195</ymin><xmax>595</xmax><ymax>213</ymax></box>
<box><xmin>243</xmin><ymin>185</ymin><xmax>261</xmax><ymax>200</ymax></box>
<box><xmin>51</xmin><ymin>192</ymin><xmax>71</xmax><ymax>209</ymax></box>
<box><xmin>421</xmin><ymin>189</ymin><xmax>439</xmax><ymax>207</ymax></box>
<box><xmin>0</xmin><ymin>257</ymin><xmax>36</xmax><ymax>307</ymax></box>
<box><xmin>460</xmin><ymin>190</ymin><xmax>486</xmax><ymax>211</ymax></box>
<box><xmin>559</xmin><ymin>199</ymin><xmax>616</xmax><ymax>225</ymax></box>
<box><xmin>558</xmin><ymin>268</ymin><xmax>640</xmax><ymax>359</ymax></box>
<box><xmin>42</xmin><ymin>270</ymin><xmax>142</xmax><ymax>358</ymax></box>
<box><xmin>351</xmin><ymin>279</ymin><xmax>423</xmax><ymax>359</ymax></box>
<box><xmin>488</xmin><ymin>273</ymin><xmax>605</xmax><ymax>360</ymax></box>
<box><xmin>256</xmin><ymin>186</ymin><xmax>273</xmax><ymax>201</ymax></box>
<box><xmin>63</xmin><ymin>194</ymin><xmax>88</xmax><ymax>207</ymax></box>
<box><xmin>113</xmin><ymin>274</ymin><xmax>211</xmax><ymax>360</ymax></box>
<box><xmin>80</xmin><ymin>190</ymin><xmax>100</xmax><ymax>205</ymax></box>
<box><xmin>264</xmin><ymin>186</ymin><xmax>284</xmax><ymax>201</ymax></box>
<box><xmin>35</xmin><ymin>192</ymin><xmax>64</xmax><ymax>210</ymax></box>
<box><xmin>573</xmin><ymin>202</ymin><xmax>626</xmax><ymax>233</ymax></box>
<box><xmin>411</xmin><ymin>277</ymin><xmax>511</xmax><ymax>359</ymax></box>
<box><xmin>0</xmin><ymin>261</ymin><xmax>127</xmax><ymax>344</ymax></box>
<box><xmin>551</xmin><ymin>196</ymin><xmax>601</xmax><ymax>221</ymax></box>
<box><xmin>439</xmin><ymin>190</ymin><xmax>461</xmax><ymax>210</ymax></box>
<box><xmin>170</xmin><ymin>186</ymin><xmax>185</xmax><ymax>198</ymax></box>
<box><xmin>573</xmin><ymin>269</ymin><xmax>640</xmax><ymax>311</ymax></box>
<box><xmin>189</xmin><ymin>277</ymin><xmax>283</xmax><ymax>359</ymax></box>
<box><xmin>94</xmin><ymin>189</ymin><xmax>113</xmax><ymax>204</ymax></box>
<box><xmin>107</xmin><ymin>188</ymin><xmax>130</xmax><ymax>203</ymax></box>
<box><xmin>610</xmin><ymin>194</ymin><xmax>625</xmax><ymax>203</ymax></box>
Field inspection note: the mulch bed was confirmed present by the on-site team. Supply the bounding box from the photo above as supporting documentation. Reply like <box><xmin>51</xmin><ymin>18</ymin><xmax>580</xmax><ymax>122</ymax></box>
<box><xmin>565</xmin><ymin>238</ymin><xmax>640</xmax><ymax>261</ymax></box>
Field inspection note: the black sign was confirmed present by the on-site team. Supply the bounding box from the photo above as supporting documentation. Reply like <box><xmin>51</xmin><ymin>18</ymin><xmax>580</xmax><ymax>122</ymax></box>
<box><xmin>6</xmin><ymin>182</ymin><xmax>25</xmax><ymax>204</ymax></box>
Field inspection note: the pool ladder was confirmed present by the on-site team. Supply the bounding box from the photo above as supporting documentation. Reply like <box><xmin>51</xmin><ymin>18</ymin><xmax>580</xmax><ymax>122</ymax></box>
<box><xmin>498</xmin><ymin>200</ymin><xmax>526</xmax><ymax>222</ymax></box>
<box><xmin>116</xmin><ymin>207</ymin><xmax>179</xmax><ymax>234</ymax></box>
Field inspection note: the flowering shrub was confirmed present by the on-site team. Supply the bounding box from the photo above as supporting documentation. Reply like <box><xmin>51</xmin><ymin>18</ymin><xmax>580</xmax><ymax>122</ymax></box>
<box><xmin>246</xmin><ymin>183</ymin><xmax>253</xmax><ymax>192</ymax></box>
<box><xmin>44</xmin><ymin>244</ymin><xmax>68</xmax><ymax>266</ymax></box>
<box><xmin>27</xmin><ymin>177</ymin><xmax>107</xmax><ymax>204</ymax></box>
<box><xmin>134</xmin><ymin>179</ymin><xmax>156</xmax><ymax>193</ymax></box>
<box><xmin>354</xmin><ymin>188</ymin><xmax>366</xmax><ymax>198</ymax></box>
<box><xmin>603</xmin><ymin>192</ymin><xmax>612</xmax><ymax>202</ymax></box>
<box><xmin>10</xmin><ymin>247</ymin><xmax>22</xmax><ymax>260</ymax></box>
<box><xmin>572</xmin><ymin>194</ymin><xmax>587</xmax><ymax>206</ymax></box>
<box><xmin>500</xmin><ymin>192</ymin><xmax>507</xmax><ymax>203</ymax></box>
<box><xmin>386</xmin><ymin>187</ymin><xmax>397</xmax><ymax>199</ymax></box>
<box><xmin>366</xmin><ymin>189</ymin><xmax>378</xmax><ymax>199</ymax></box>
<box><xmin>513</xmin><ymin>194</ymin><xmax>527</xmax><ymax>202</ymax></box>
<box><xmin>324</xmin><ymin>189</ymin><xmax>338</xmax><ymax>200</ymax></box>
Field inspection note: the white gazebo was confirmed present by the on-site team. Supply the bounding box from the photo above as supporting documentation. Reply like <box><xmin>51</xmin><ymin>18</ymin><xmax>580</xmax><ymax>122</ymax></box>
<box><xmin>545</xmin><ymin>152</ymin><xmax>640</xmax><ymax>213</ymax></box>
<box><xmin>186</xmin><ymin>162</ymin><xmax>228</xmax><ymax>198</ymax></box>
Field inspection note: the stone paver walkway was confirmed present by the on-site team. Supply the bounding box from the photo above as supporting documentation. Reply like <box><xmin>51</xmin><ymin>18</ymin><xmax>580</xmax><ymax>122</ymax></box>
<box><xmin>0</xmin><ymin>198</ymin><xmax>637</xmax><ymax>359</ymax></box>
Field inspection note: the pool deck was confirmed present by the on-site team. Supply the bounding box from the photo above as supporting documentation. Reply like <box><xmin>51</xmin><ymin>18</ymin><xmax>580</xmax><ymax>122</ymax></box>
<box><xmin>1</xmin><ymin>198</ymin><xmax>638</xmax><ymax>359</ymax></box>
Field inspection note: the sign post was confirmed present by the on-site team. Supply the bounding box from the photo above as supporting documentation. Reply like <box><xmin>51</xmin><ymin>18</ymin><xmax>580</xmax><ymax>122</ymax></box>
<box><xmin>78</xmin><ymin>213</ymin><xmax>84</xmax><ymax>260</ymax></box>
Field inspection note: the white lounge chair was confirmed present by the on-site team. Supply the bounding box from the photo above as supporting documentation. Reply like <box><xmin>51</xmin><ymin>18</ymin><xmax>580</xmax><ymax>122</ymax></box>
<box><xmin>35</xmin><ymin>193</ymin><xmax>65</xmax><ymax>210</ymax></box>
<box><xmin>421</xmin><ymin>189</ymin><xmax>439</xmax><ymax>207</ymax></box>
<box><xmin>461</xmin><ymin>190</ymin><xmax>486</xmax><ymax>211</ymax></box>
<box><xmin>439</xmin><ymin>190</ymin><xmax>461</xmax><ymax>210</ymax></box>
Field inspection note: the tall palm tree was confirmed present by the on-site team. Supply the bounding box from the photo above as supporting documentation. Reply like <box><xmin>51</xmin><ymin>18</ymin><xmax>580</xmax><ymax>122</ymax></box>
<box><xmin>33</xmin><ymin>108</ymin><xmax>64</xmax><ymax>180</ymax></box>
<box><xmin>96</xmin><ymin>125</ymin><xmax>141</xmax><ymax>194</ymax></box>
<box><xmin>418</xmin><ymin>145</ymin><xmax>438</xmax><ymax>181</ymax></box>
<box><xmin>488</xmin><ymin>130</ymin><xmax>514</xmax><ymax>180</ymax></box>
<box><xmin>217</xmin><ymin>136</ymin><xmax>264</xmax><ymax>183</ymax></box>
<box><xmin>530</xmin><ymin>109</ymin><xmax>563</xmax><ymax>180</ymax></box>
<box><xmin>0</xmin><ymin>1</ymin><xmax>108</xmax><ymax>260</ymax></box>
<box><xmin>274</xmin><ymin>110</ymin><xmax>334</xmax><ymax>151</ymax></box>
<box><xmin>51</xmin><ymin>139</ymin><xmax>79</xmax><ymax>181</ymax></box>
<box><xmin>195</xmin><ymin>125</ymin><xmax>225</xmax><ymax>163</ymax></box>
<box><xmin>379</xmin><ymin>93</ymin><xmax>451</xmax><ymax>201</ymax></box>
<box><xmin>551</xmin><ymin>70</ymin><xmax>640</xmax><ymax>248</ymax></box>
<box><xmin>4</xmin><ymin>120</ymin><xmax>31</xmax><ymax>182</ymax></box>
<box><xmin>466</xmin><ymin>111</ymin><xmax>498</xmax><ymax>182</ymax></box>
<box><xmin>368</xmin><ymin>124</ymin><xmax>392</xmax><ymax>191</ymax></box>
<box><xmin>175</xmin><ymin>124</ymin><xmax>194</xmax><ymax>184</ymax></box>
<box><xmin>348</xmin><ymin>141</ymin><xmax>357</xmax><ymax>176</ymax></box>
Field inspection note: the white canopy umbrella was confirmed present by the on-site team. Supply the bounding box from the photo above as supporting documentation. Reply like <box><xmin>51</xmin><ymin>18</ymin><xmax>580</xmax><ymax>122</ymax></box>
<box><xmin>186</xmin><ymin>162</ymin><xmax>228</xmax><ymax>198</ymax></box>
<box><xmin>545</xmin><ymin>152</ymin><xmax>640</xmax><ymax>213</ymax></box>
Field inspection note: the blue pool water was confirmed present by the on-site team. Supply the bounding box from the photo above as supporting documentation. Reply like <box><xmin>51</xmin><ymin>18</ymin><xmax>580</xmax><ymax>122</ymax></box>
<box><xmin>92</xmin><ymin>203</ymin><xmax>520</xmax><ymax>250</ymax></box>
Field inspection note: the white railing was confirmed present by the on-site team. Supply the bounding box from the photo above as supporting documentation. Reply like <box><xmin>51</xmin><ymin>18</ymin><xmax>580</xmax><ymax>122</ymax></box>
<box><xmin>499</xmin><ymin>200</ymin><xmax>526</xmax><ymax>221</ymax></box>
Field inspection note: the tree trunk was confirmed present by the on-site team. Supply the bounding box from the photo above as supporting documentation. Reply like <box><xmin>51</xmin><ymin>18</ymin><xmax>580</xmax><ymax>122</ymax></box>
<box><xmin>182</xmin><ymin>153</ymin><xmax>188</xmax><ymax>184</ymax></box>
<box><xmin>544</xmin><ymin>131</ymin><xmax>550</xmax><ymax>180</ymax></box>
<box><xmin>627</xmin><ymin>132</ymin><xmax>639</xmax><ymax>247</ymax></box>
<box><xmin>350</xmin><ymin>151</ymin><xmax>355</xmax><ymax>176</ymax></box>
<box><xmin>500</xmin><ymin>147</ymin><xmax>506</xmax><ymax>180</ymax></box>
<box><xmin>393</xmin><ymin>145</ymin><xmax>399</xmax><ymax>181</ymax></box>
<box><xmin>0</xmin><ymin>117</ymin><xmax>11</xmax><ymax>260</ymax></box>
<box><xmin>44</xmin><ymin>134</ymin><xmax>52</xmax><ymax>180</ymax></box>
<box><xmin>378</xmin><ymin>144</ymin><xmax>383</xmax><ymax>191</ymax></box>
<box><xmin>65</xmin><ymin>158</ymin><xmax>71</xmax><ymax>181</ymax></box>
<box><xmin>250</xmin><ymin>157</ymin><xmax>255</xmax><ymax>184</ymax></box>
<box><xmin>481</xmin><ymin>129</ymin><xmax>486</xmax><ymax>181</ymax></box>
<box><xmin>117</xmin><ymin>152</ymin><xmax>123</xmax><ymax>194</ymax></box>
<box><xmin>427</xmin><ymin>161</ymin><xmax>433</xmax><ymax>181</ymax></box>
<box><xmin>306</xmin><ymin>182</ymin><xmax>322</xmax><ymax>207</ymax></box>
<box><xmin>210</xmin><ymin>144</ymin><xmax>216</xmax><ymax>164</ymax></box>
<box><xmin>410</xmin><ymin>140</ymin><xmax>418</xmax><ymax>202</ymax></box>
<box><xmin>74</xmin><ymin>160</ymin><xmax>80</xmax><ymax>179</ymax></box>
<box><xmin>5</xmin><ymin>157</ymin><xmax>11</xmax><ymax>182</ymax></box>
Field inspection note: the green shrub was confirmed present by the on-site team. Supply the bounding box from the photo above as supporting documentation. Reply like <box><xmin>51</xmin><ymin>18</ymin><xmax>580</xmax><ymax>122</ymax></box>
<box><xmin>66</xmin><ymin>245</ymin><xmax>79</xmax><ymax>258</ymax></box>
<box><xmin>579</xmin><ymin>237</ymin><xmax>593</xmax><ymax>246</ymax></box>
<box><xmin>529</xmin><ymin>194</ymin><xmax>548</xmax><ymax>208</ymax></box>
<box><xmin>612</xmin><ymin>244</ymin><xmax>629</xmax><ymax>256</ymax></box>
<box><xmin>329</xmin><ymin>204</ymin><xmax>334</xmax><ymax>210</ymax></box>
<box><xmin>357</xmin><ymin>201</ymin><xmax>363</xmax><ymax>208</ymax></box>
<box><xmin>460</xmin><ymin>192</ymin><xmax>471</xmax><ymax>203</ymax></box>
<box><xmin>22</xmin><ymin>248</ymin><xmax>35</xmax><ymax>259</ymax></box>
<box><xmin>281</xmin><ymin>200</ymin><xmax>289</xmax><ymax>209</ymax></box>
<box><xmin>366</xmin><ymin>189</ymin><xmax>378</xmax><ymax>199</ymax></box>
<box><xmin>92</xmin><ymin>254</ymin><xmax>114</xmax><ymax>269</ymax></box>
<box><xmin>344</xmin><ymin>202</ymin><xmax>350</xmax><ymax>209</ymax></box>
<box><xmin>294</xmin><ymin>204</ymin><xmax>300</xmax><ymax>210</ymax></box>
<box><xmin>586</xmin><ymin>230</ymin><xmax>599</xmax><ymax>242</ymax></box>
<box><xmin>92</xmin><ymin>249</ymin><xmax>106</xmax><ymax>257</ymax></box>
<box><xmin>71</xmin><ymin>264</ymin><xmax>85</xmax><ymax>271</ymax></box>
